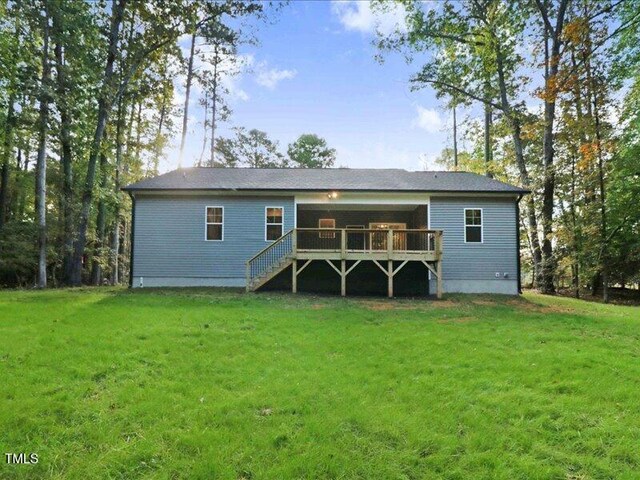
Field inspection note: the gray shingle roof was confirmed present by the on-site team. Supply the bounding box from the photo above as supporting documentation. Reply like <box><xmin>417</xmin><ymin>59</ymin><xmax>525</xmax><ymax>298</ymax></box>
<box><xmin>123</xmin><ymin>167</ymin><xmax>529</xmax><ymax>194</ymax></box>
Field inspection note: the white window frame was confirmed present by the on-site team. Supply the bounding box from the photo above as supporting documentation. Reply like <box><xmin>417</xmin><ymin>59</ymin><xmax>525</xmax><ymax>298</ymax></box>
<box><xmin>205</xmin><ymin>206</ymin><xmax>224</xmax><ymax>242</ymax></box>
<box><xmin>265</xmin><ymin>206</ymin><xmax>284</xmax><ymax>242</ymax></box>
<box><xmin>318</xmin><ymin>218</ymin><xmax>336</xmax><ymax>239</ymax></box>
<box><xmin>464</xmin><ymin>208</ymin><xmax>483</xmax><ymax>244</ymax></box>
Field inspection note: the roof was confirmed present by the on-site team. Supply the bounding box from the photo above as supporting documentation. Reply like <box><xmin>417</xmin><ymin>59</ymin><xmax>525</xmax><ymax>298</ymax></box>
<box><xmin>123</xmin><ymin>167</ymin><xmax>529</xmax><ymax>194</ymax></box>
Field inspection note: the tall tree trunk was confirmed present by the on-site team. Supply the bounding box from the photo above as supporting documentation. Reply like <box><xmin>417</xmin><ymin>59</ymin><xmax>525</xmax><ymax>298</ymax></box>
<box><xmin>178</xmin><ymin>32</ymin><xmax>196</xmax><ymax>169</ymax></box>
<box><xmin>152</xmin><ymin>100</ymin><xmax>166</xmax><ymax>175</ymax></box>
<box><xmin>452</xmin><ymin>101</ymin><xmax>458</xmax><ymax>170</ymax></box>
<box><xmin>110</xmin><ymin>97</ymin><xmax>125</xmax><ymax>285</ymax></box>
<box><xmin>134</xmin><ymin>100</ymin><xmax>142</xmax><ymax>164</ymax></box>
<box><xmin>198</xmin><ymin>91</ymin><xmax>209</xmax><ymax>167</ymax></box>
<box><xmin>570</xmin><ymin>152</ymin><xmax>580</xmax><ymax>298</ymax></box>
<box><xmin>209</xmin><ymin>44</ymin><xmax>219</xmax><ymax>167</ymax></box>
<box><xmin>16</xmin><ymin>139</ymin><xmax>30</xmax><ymax>220</ymax></box>
<box><xmin>0</xmin><ymin>96</ymin><xmax>15</xmax><ymax>231</ymax></box>
<box><xmin>53</xmin><ymin>36</ymin><xmax>75</xmax><ymax>284</ymax></box>
<box><xmin>70</xmin><ymin>0</ymin><xmax>126</xmax><ymax>286</ymax></box>
<box><xmin>495</xmin><ymin>44</ymin><xmax>543</xmax><ymax>285</ymax></box>
<box><xmin>593</xmin><ymin>84</ymin><xmax>608</xmax><ymax>303</ymax></box>
<box><xmin>483</xmin><ymin>101</ymin><xmax>492</xmax><ymax>177</ymax></box>
<box><xmin>35</xmin><ymin>7</ymin><xmax>51</xmax><ymax>289</ymax></box>
<box><xmin>569</xmin><ymin>49</ymin><xmax>587</xmax><ymax>299</ymax></box>
<box><xmin>536</xmin><ymin>0</ymin><xmax>569</xmax><ymax>294</ymax></box>
<box><xmin>91</xmin><ymin>147</ymin><xmax>108</xmax><ymax>285</ymax></box>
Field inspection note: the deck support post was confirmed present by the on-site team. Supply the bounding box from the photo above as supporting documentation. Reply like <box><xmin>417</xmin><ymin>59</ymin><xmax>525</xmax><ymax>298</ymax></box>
<box><xmin>292</xmin><ymin>259</ymin><xmax>297</xmax><ymax>293</ymax></box>
<box><xmin>436</xmin><ymin>231</ymin><xmax>443</xmax><ymax>299</ymax></box>
<box><xmin>341</xmin><ymin>260</ymin><xmax>346</xmax><ymax>296</ymax></box>
<box><xmin>388</xmin><ymin>260</ymin><xmax>393</xmax><ymax>298</ymax></box>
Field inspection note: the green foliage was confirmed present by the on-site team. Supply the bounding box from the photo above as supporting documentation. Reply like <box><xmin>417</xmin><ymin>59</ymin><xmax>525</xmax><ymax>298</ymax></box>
<box><xmin>0</xmin><ymin>222</ymin><xmax>38</xmax><ymax>286</ymax></box>
<box><xmin>215</xmin><ymin>127</ymin><xmax>287</xmax><ymax>167</ymax></box>
<box><xmin>287</xmin><ymin>133</ymin><xmax>336</xmax><ymax>168</ymax></box>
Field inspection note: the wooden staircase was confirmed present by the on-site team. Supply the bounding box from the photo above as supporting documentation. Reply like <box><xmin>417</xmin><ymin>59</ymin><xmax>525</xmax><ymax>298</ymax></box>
<box><xmin>246</xmin><ymin>230</ymin><xmax>294</xmax><ymax>292</ymax></box>
<box><xmin>247</xmin><ymin>255</ymin><xmax>293</xmax><ymax>291</ymax></box>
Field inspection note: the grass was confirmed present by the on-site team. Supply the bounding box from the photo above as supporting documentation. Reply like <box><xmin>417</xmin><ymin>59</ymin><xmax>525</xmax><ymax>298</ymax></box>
<box><xmin>0</xmin><ymin>288</ymin><xmax>639</xmax><ymax>479</ymax></box>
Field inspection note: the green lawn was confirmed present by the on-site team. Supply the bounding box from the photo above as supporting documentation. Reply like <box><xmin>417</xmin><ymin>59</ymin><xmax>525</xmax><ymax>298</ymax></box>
<box><xmin>0</xmin><ymin>288</ymin><xmax>639</xmax><ymax>479</ymax></box>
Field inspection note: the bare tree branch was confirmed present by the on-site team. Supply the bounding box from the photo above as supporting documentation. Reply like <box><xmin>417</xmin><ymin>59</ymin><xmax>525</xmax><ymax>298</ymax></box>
<box><xmin>411</xmin><ymin>75</ymin><xmax>504</xmax><ymax>112</ymax></box>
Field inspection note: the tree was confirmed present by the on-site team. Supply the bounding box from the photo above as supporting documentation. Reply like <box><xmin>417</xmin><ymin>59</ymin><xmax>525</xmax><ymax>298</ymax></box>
<box><xmin>215</xmin><ymin>127</ymin><xmax>287</xmax><ymax>168</ymax></box>
<box><xmin>0</xmin><ymin>0</ymin><xmax>279</xmax><ymax>288</ymax></box>
<box><xmin>34</xmin><ymin>2</ymin><xmax>51</xmax><ymax>288</ymax></box>
<box><xmin>177</xmin><ymin>1</ymin><xmax>265</xmax><ymax>168</ymax></box>
<box><xmin>287</xmin><ymin>134</ymin><xmax>336</xmax><ymax>168</ymax></box>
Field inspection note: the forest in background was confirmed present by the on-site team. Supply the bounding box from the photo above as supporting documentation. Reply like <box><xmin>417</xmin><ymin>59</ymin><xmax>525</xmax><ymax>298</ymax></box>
<box><xmin>0</xmin><ymin>0</ymin><xmax>639</xmax><ymax>302</ymax></box>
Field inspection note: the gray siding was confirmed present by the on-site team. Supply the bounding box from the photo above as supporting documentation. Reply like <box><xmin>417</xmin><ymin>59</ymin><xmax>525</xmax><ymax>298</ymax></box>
<box><xmin>132</xmin><ymin>195</ymin><xmax>294</xmax><ymax>284</ymax></box>
<box><xmin>430</xmin><ymin>196</ymin><xmax>518</xmax><ymax>294</ymax></box>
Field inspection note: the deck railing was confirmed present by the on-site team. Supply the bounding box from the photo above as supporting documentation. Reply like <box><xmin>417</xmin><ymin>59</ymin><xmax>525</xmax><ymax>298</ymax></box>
<box><xmin>246</xmin><ymin>229</ymin><xmax>293</xmax><ymax>280</ymax></box>
<box><xmin>296</xmin><ymin>228</ymin><xmax>441</xmax><ymax>255</ymax></box>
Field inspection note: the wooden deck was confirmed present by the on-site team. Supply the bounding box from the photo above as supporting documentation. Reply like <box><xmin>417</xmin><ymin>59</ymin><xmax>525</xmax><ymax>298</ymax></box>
<box><xmin>247</xmin><ymin>228</ymin><xmax>443</xmax><ymax>298</ymax></box>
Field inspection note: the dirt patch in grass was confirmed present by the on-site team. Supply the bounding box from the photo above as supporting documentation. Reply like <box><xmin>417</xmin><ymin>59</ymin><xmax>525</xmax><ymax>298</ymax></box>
<box><xmin>357</xmin><ymin>301</ymin><xmax>424</xmax><ymax>311</ymax></box>
<box><xmin>471</xmin><ymin>299</ymin><xmax>496</xmax><ymax>306</ymax></box>
<box><xmin>431</xmin><ymin>299</ymin><xmax>457</xmax><ymax>308</ymax></box>
<box><xmin>360</xmin><ymin>299</ymin><xmax>460</xmax><ymax>310</ymax></box>
<box><xmin>507</xmin><ymin>298</ymin><xmax>577</xmax><ymax>315</ymax></box>
<box><xmin>437</xmin><ymin>316</ymin><xmax>477</xmax><ymax>324</ymax></box>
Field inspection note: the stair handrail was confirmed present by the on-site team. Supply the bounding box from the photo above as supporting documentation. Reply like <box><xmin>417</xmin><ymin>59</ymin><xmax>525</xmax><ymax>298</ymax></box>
<box><xmin>246</xmin><ymin>229</ymin><xmax>295</xmax><ymax>287</ymax></box>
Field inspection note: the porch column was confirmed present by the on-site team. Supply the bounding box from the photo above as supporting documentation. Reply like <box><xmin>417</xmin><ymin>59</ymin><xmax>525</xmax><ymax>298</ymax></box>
<box><xmin>436</xmin><ymin>259</ymin><xmax>442</xmax><ymax>299</ymax></box>
<box><xmin>340</xmin><ymin>230</ymin><xmax>346</xmax><ymax>296</ymax></box>
<box><xmin>388</xmin><ymin>260</ymin><xmax>393</xmax><ymax>298</ymax></box>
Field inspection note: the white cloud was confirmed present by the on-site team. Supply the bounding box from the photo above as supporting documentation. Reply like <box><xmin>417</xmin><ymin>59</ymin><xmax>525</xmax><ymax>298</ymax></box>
<box><xmin>331</xmin><ymin>0</ymin><xmax>407</xmax><ymax>35</ymax></box>
<box><xmin>412</xmin><ymin>106</ymin><xmax>443</xmax><ymax>133</ymax></box>
<box><xmin>255</xmin><ymin>63</ymin><xmax>297</xmax><ymax>89</ymax></box>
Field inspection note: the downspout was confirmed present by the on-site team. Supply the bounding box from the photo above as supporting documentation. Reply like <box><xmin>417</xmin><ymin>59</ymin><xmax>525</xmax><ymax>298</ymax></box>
<box><xmin>128</xmin><ymin>191</ymin><xmax>136</xmax><ymax>288</ymax></box>
<box><xmin>516</xmin><ymin>194</ymin><xmax>523</xmax><ymax>294</ymax></box>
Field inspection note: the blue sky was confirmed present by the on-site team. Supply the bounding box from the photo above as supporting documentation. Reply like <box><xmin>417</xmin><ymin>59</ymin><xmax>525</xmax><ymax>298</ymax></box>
<box><xmin>168</xmin><ymin>1</ymin><xmax>456</xmax><ymax>173</ymax></box>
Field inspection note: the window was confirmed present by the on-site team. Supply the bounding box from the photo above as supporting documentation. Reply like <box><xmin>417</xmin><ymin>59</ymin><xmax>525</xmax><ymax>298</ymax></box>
<box><xmin>464</xmin><ymin>208</ymin><xmax>483</xmax><ymax>243</ymax></box>
<box><xmin>318</xmin><ymin>218</ymin><xmax>336</xmax><ymax>238</ymax></box>
<box><xmin>265</xmin><ymin>207</ymin><xmax>284</xmax><ymax>241</ymax></box>
<box><xmin>206</xmin><ymin>206</ymin><xmax>223</xmax><ymax>241</ymax></box>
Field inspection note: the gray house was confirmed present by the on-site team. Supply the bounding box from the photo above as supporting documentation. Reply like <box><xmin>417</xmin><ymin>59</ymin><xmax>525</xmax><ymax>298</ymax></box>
<box><xmin>123</xmin><ymin>168</ymin><xmax>528</xmax><ymax>297</ymax></box>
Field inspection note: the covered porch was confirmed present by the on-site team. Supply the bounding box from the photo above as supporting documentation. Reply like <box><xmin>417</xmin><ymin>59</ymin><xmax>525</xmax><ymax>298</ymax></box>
<box><xmin>247</xmin><ymin>202</ymin><xmax>443</xmax><ymax>298</ymax></box>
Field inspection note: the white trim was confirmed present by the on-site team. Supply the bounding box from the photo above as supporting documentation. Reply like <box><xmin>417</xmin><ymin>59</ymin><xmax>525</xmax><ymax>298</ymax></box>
<box><xmin>265</xmin><ymin>206</ymin><xmax>284</xmax><ymax>242</ymax></box>
<box><xmin>464</xmin><ymin>208</ymin><xmax>483</xmax><ymax>244</ymax></box>
<box><xmin>295</xmin><ymin>192</ymin><xmax>430</xmax><ymax>205</ymax></box>
<box><xmin>205</xmin><ymin>206</ymin><xmax>224</xmax><ymax>241</ymax></box>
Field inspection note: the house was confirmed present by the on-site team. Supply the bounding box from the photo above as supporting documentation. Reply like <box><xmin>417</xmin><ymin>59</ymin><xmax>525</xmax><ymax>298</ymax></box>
<box><xmin>123</xmin><ymin>168</ymin><xmax>529</xmax><ymax>298</ymax></box>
